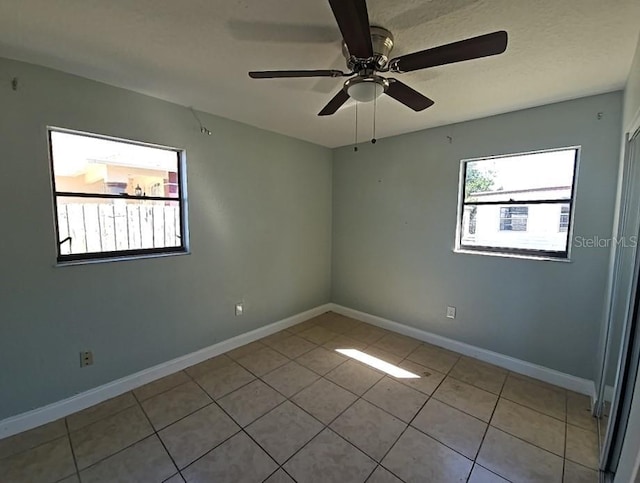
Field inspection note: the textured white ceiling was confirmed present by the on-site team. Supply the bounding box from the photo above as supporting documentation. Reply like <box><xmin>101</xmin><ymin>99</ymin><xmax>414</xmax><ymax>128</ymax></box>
<box><xmin>0</xmin><ymin>0</ymin><xmax>638</xmax><ymax>147</ymax></box>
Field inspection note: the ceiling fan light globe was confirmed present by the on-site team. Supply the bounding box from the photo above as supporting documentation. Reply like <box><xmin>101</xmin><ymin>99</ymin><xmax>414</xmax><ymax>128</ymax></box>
<box><xmin>347</xmin><ymin>81</ymin><xmax>384</xmax><ymax>102</ymax></box>
<box><xmin>344</xmin><ymin>76</ymin><xmax>388</xmax><ymax>103</ymax></box>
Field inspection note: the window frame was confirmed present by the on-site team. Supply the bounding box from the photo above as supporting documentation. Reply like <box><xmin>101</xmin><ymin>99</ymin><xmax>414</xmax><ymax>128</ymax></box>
<box><xmin>455</xmin><ymin>146</ymin><xmax>580</xmax><ymax>260</ymax></box>
<box><xmin>47</xmin><ymin>127</ymin><xmax>189</xmax><ymax>264</ymax></box>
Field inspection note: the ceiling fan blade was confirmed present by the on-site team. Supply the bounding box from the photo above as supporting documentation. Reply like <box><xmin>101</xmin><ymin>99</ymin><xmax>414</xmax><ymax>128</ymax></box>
<box><xmin>385</xmin><ymin>79</ymin><xmax>434</xmax><ymax>111</ymax></box>
<box><xmin>328</xmin><ymin>0</ymin><xmax>373</xmax><ymax>58</ymax></box>
<box><xmin>389</xmin><ymin>30</ymin><xmax>508</xmax><ymax>73</ymax></box>
<box><xmin>249</xmin><ymin>69</ymin><xmax>348</xmax><ymax>79</ymax></box>
<box><xmin>318</xmin><ymin>89</ymin><xmax>350</xmax><ymax>116</ymax></box>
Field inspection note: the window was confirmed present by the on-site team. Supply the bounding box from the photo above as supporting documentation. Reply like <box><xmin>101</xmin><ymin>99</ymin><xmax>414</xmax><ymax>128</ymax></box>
<box><xmin>499</xmin><ymin>206</ymin><xmax>528</xmax><ymax>231</ymax></box>
<box><xmin>456</xmin><ymin>147</ymin><xmax>578</xmax><ymax>259</ymax></box>
<box><xmin>49</xmin><ymin>129</ymin><xmax>187</xmax><ymax>263</ymax></box>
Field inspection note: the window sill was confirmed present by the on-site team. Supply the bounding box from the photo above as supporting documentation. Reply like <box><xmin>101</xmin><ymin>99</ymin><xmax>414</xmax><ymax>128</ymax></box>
<box><xmin>453</xmin><ymin>248</ymin><xmax>572</xmax><ymax>263</ymax></box>
<box><xmin>54</xmin><ymin>250</ymin><xmax>190</xmax><ymax>267</ymax></box>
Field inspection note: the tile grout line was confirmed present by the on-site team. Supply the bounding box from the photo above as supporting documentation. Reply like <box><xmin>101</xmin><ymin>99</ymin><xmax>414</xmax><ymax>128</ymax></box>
<box><xmin>260</xmin><ymin>467</ymin><xmax>283</xmax><ymax>483</ymax></box>
<box><xmin>186</xmin><ymin>337</ymin><xmax>320</xmax><ymax>402</ymax></box>
<box><xmin>63</xmin><ymin>418</ymin><xmax>82</xmax><ymax>483</ymax></box>
<box><xmin>231</xmin><ymin>331</ymin><xmax>340</xmax><ymax>378</ymax></box>
<box><xmin>318</xmin><ymin>400</ymin><xmax>385</xmax><ymax>465</ymax></box>
<box><xmin>63</xmin><ymin>400</ymin><xmax>147</xmax><ymax>474</ymax></box>
<box><xmin>362</xmin><ymin>464</ymin><xmax>381</xmax><ymax>482</ymax></box>
<box><xmin>141</xmin><ymin>380</ymin><xmax>224</xmax><ymax>432</ymax></box>
<box><xmin>498</xmin><ymin>388</ymin><xmax>569</xmax><ymax>424</ymax></box>
<box><xmin>259</xmin><ymin>365</ymin><xmax>324</xmax><ymax>400</ymax></box>
<box><xmin>187</xmin><ymin>357</ymin><xmax>260</xmax><ymax>401</ymax></box>
<box><xmin>471</xmin><ymin>462</ymin><xmax>515</xmax><ymax>483</ymax></box>
<box><xmin>68</xmin><ymin>398</ymin><xmax>183</xmax><ymax>477</ymax></box>
<box><xmin>223</xmin><ymin>329</ymin><xmax>404</xmax><ymax>479</ymax></box>
<box><xmin>359</xmin><ymin>376</ymin><xmax>431</xmax><ymax>425</ymax></box>
<box><xmin>77</xmin><ymin>370</ymin><xmax>314</xmax><ymax>454</ymax></box>
<box><xmin>178</xmin><ymin>323</ymin><xmax>367</xmax><ymax>477</ymax></box>
<box><xmin>295</xmin><ymin>425</ymin><xmax>383</xmax><ymax>478</ymax></box>
<box><xmin>467</xmin><ymin>366</ymin><xmax>509</xmax><ymax>483</ymax></box>
<box><xmin>135</xmin><ymin>378</ymin><xmax>191</xmax><ymax>404</ymax></box>
<box><xmin>482</xmin><ymin>374</ymin><xmax>580</xmax><ymax>476</ymax></box>
<box><xmin>492</xmin><ymin>374</ymin><xmax>602</xmax><ymax>465</ymax></box>
<box><xmin>353</xmin><ymin>356</ymin><xmax>503</xmax><ymax>438</ymax></box>
<box><xmin>132</xmin><ymin>392</ymin><xmax>181</xmax><ymax>478</ymax></box>
<box><xmin>403</xmin><ymin>351</ymin><xmax>552</xmax><ymax>472</ymax></box>
<box><xmin>562</xmin><ymin>391</ymin><xmax>569</xmax><ymax>482</ymax></box>
<box><xmin>66</xmin><ymin>396</ymin><xmax>138</xmax><ymax>433</ymax></box>
<box><xmin>498</xmin><ymin>392</ymin><xmax>571</xmax><ymax>424</ymax></box>
<box><xmin>501</xmin><ymin>381</ymin><xmax>599</xmax><ymax>432</ymax></box>
<box><xmin>138</xmin><ymin>377</ymin><xmax>220</xmax><ymax>429</ymax></box>
<box><xmin>371</xmin><ymin>346</ymin><xmax>463</xmax><ymax>483</ymax></box>
<box><xmin>255</xmin><ymin>380</ymin><xmax>366</xmax><ymax>473</ymax></box>
<box><xmin>279</xmin><ymin>466</ymin><xmax>299</xmax><ymax>483</ymax></box>
<box><xmin>224</xmin><ymin>341</ymin><xmax>335</xmax><ymax>403</ymax></box>
<box><xmin>502</xmin><ymin>371</ymin><xmax>602</xmax><ymax>428</ymax></box>
<box><xmin>186</xmin><ymin>370</ymin><xmax>288</xmax><ymax>476</ymax></box>
<box><xmin>294</xmin><ymin>353</ymin><xmax>350</xmax><ymax>378</ymax></box>
<box><xmin>486</xmin><ymin>425</ymin><xmax>576</xmax><ymax>468</ymax></box>
<box><xmin>0</xmin><ymin>422</ymin><xmax>78</xmax><ymax>464</ymax></box>
<box><xmin>137</xmin><ymin>364</ymin><xmax>226</xmax><ymax>402</ymax></box>
<box><xmin>162</xmin><ymin>316</ymin><xmax>372</xmax><ymax>478</ymax></box>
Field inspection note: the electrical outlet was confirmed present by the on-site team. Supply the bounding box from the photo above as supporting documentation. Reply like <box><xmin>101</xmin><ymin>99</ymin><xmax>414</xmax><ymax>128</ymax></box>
<box><xmin>235</xmin><ymin>302</ymin><xmax>244</xmax><ymax>316</ymax></box>
<box><xmin>446</xmin><ymin>306</ymin><xmax>456</xmax><ymax>319</ymax></box>
<box><xmin>80</xmin><ymin>350</ymin><xmax>93</xmax><ymax>367</ymax></box>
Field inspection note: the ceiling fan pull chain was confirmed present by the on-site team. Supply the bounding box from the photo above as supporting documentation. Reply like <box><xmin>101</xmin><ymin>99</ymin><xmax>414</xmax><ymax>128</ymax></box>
<box><xmin>372</xmin><ymin>94</ymin><xmax>377</xmax><ymax>144</ymax></box>
<box><xmin>354</xmin><ymin>100</ymin><xmax>359</xmax><ymax>152</ymax></box>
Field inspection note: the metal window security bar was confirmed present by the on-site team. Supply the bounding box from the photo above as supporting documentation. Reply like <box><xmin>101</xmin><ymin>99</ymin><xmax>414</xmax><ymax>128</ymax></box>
<box><xmin>48</xmin><ymin>128</ymin><xmax>188</xmax><ymax>263</ymax></box>
<box><xmin>458</xmin><ymin>147</ymin><xmax>579</xmax><ymax>259</ymax></box>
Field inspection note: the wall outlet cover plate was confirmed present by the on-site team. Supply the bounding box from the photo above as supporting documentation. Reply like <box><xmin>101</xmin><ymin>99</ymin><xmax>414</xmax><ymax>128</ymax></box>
<box><xmin>80</xmin><ymin>351</ymin><xmax>93</xmax><ymax>367</ymax></box>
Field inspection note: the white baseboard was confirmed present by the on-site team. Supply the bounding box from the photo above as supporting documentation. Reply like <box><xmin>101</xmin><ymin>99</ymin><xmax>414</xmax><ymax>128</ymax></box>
<box><xmin>0</xmin><ymin>303</ymin><xmax>333</xmax><ymax>440</ymax></box>
<box><xmin>1</xmin><ymin>301</ymin><xmax>597</xmax><ymax>440</ymax></box>
<box><xmin>329</xmin><ymin>303</ymin><xmax>596</xmax><ymax>396</ymax></box>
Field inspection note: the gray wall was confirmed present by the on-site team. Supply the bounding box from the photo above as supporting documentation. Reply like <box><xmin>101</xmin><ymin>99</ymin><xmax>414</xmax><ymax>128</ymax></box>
<box><xmin>0</xmin><ymin>54</ymin><xmax>626</xmax><ymax>421</ymax></box>
<box><xmin>332</xmin><ymin>92</ymin><xmax>622</xmax><ymax>379</ymax></box>
<box><xmin>0</xmin><ymin>58</ymin><xmax>332</xmax><ymax>420</ymax></box>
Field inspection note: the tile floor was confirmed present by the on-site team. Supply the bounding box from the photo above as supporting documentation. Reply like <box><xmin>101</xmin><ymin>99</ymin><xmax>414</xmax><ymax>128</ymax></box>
<box><xmin>0</xmin><ymin>312</ymin><xmax>601</xmax><ymax>483</ymax></box>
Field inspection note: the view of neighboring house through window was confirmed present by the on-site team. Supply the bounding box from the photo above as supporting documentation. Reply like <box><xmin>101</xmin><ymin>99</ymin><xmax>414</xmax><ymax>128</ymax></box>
<box><xmin>468</xmin><ymin>206</ymin><xmax>477</xmax><ymax>235</ymax></box>
<box><xmin>559</xmin><ymin>205</ymin><xmax>570</xmax><ymax>232</ymax></box>
<box><xmin>457</xmin><ymin>147</ymin><xmax>578</xmax><ymax>258</ymax></box>
<box><xmin>499</xmin><ymin>206</ymin><xmax>528</xmax><ymax>231</ymax></box>
<box><xmin>49</xmin><ymin>129</ymin><xmax>187</xmax><ymax>262</ymax></box>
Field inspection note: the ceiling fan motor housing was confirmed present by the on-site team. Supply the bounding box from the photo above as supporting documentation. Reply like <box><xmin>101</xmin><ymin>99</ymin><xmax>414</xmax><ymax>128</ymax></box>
<box><xmin>342</xmin><ymin>26</ymin><xmax>394</xmax><ymax>71</ymax></box>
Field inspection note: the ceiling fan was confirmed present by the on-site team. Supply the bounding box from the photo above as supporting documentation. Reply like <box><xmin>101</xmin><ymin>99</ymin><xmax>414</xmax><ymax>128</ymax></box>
<box><xmin>248</xmin><ymin>0</ymin><xmax>508</xmax><ymax>116</ymax></box>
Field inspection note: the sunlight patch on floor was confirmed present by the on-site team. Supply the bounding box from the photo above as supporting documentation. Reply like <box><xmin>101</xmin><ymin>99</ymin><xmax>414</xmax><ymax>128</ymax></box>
<box><xmin>335</xmin><ymin>348</ymin><xmax>420</xmax><ymax>378</ymax></box>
